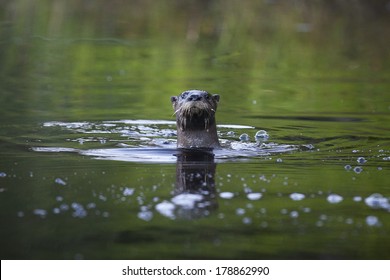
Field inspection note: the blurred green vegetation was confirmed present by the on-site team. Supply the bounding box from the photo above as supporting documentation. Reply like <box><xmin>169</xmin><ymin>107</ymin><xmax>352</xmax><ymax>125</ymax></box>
<box><xmin>0</xmin><ymin>0</ymin><xmax>389</xmax><ymax>123</ymax></box>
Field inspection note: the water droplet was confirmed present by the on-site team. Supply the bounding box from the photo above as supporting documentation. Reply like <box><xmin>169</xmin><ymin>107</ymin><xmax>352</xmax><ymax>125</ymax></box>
<box><xmin>247</xmin><ymin>193</ymin><xmax>262</xmax><ymax>200</ymax></box>
<box><xmin>327</xmin><ymin>194</ymin><xmax>343</xmax><ymax>204</ymax></box>
<box><xmin>219</xmin><ymin>192</ymin><xmax>234</xmax><ymax>199</ymax></box>
<box><xmin>290</xmin><ymin>193</ymin><xmax>305</xmax><ymax>201</ymax></box>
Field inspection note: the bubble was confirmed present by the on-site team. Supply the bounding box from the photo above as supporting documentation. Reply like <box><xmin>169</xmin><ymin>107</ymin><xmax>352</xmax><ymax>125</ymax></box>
<box><xmin>138</xmin><ymin>210</ymin><xmax>153</xmax><ymax>221</ymax></box>
<box><xmin>357</xmin><ymin>157</ymin><xmax>367</xmax><ymax>164</ymax></box>
<box><xmin>0</xmin><ymin>172</ymin><xmax>6</xmax><ymax>177</ymax></box>
<box><xmin>247</xmin><ymin>193</ymin><xmax>262</xmax><ymax>200</ymax></box>
<box><xmin>123</xmin><ymin>187</ymin><xmax>135</xmax><ymax>196</ymax></box>
<box><xmin>290</xmin><ymin>193</ymin><xmax>305</xmax><ymax>201</ymax></box>
<box><xmin>17</xmin><ymin>211</ymin><xmax>24</xmax><ymax>218</ymax></box>
<box><xmin>171</xmin><ymin>193</ymin><xmax>203</xmax><ymax>209</ymax></box>
<box><xmin>239</xmin><ymin>133</ymin><xmax>250</xmax><ymax>142</ymax></box>
<box><xmin>236</xmin><ymin>208</ymin><xmax>245</xmax><ymax>215</ymax></box>
<box><xmin>276</xmin><ymin>158</ymin><xmax>283</xmax><ymax>163</ymax></box>
<box><xmin>242</xmin><ymin>217</ymin><xmax>252</xmax><ymax>224</ymax></box>
<box><xmin>71</xmin><ymin>202</ymin><xmax>87</xmax><ymax>218</ymax></box>
<box><xmin>353</xmin><ymin>196</ymin><xmax>362</xmax><ymax>202</ymax></box>
<box><xmin>353</xmin><ymin>166</ymin><xmax>363</xmax><ymax>174</ymax></box>
<box><xmin>290</xmin><ymin>211</ymin><xmax>299</xmax><ymax>218</ymax></box>
<box><xmin>255</xmin><ymin>130</ymin><xmax>269</xmax><ymax>142</ymax></box>
<box><xmin>219</xmin><ymin>192</ymin><xmax>234</xmax><ymax>199</ymax></box>
<box><xmin>53</xmin><ymin>208</ymin><xmax>60</xmax><ymax>214</ymax></box>
<box><xmin>327</xmin><ymin>194</ymin><xmax>343</xmax><ymax>204</ymax></box>
<box><xmin>59</xmin><ymin>203</ymin><xmax>69</xmax><ymax>212</ymax></box>
<box><xmin>365</xmin><ymin>193</ymin><xmax>390</xmax><ymax>210</ymax></box>
<box><xmin>33</xmin><ymin>209</ymin><xmax>47</xmax><ymax>217</ymax></box>
<box><xmin>155</xmin><ymin>201</ymin><xmax>175</xmax><ymax>219</ymax></box>
<box><xmin>366</xmin><ymin>216</ymin><xmax>381</xmax><ymax>227</ymax></box>
<box><xmin>86</xmin><ymin>202</ymin><xmax>96</xmax><ymax>209</ymax></box>
<box><xmin>54</xmin><ymin>178</ymin><xmax>67</xmax><ymax>186</ymax></box>
<box><xmin>344</xmin><ymin>165</ymin><xmax>352</xmax><ymax>171</ymax></box>
<box><xmin>383</xmin><ymin>156</ymin><xmax>390</xmax><ymax>161</ymax></box>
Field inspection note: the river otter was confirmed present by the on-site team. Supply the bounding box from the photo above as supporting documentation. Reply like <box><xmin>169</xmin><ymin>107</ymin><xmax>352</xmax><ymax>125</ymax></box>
<box><xmin>171</xmin><ymin>90</ymin><xmax>220</xmax><ymax>149</ymax></box>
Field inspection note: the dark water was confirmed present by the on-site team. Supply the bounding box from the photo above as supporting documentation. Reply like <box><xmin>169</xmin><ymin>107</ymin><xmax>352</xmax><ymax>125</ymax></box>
<box><xmin>1</xmin><ymin>0</ymin><xmax>390</xmax><ymax>259</ymax></box>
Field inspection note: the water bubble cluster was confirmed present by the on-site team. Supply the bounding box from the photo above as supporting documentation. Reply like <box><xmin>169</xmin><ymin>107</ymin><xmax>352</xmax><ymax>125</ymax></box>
<box><xmin>364</xmin><ymin>193</ymin><xmax>390</xmax><ymax>211</ymax></box>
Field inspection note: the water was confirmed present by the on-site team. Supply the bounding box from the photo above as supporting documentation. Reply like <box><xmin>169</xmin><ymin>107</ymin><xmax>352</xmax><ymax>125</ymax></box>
<box><xmin>1</xmin><ymin>0</ymin><xmax>390</xmax><ymax>260</ymax></box>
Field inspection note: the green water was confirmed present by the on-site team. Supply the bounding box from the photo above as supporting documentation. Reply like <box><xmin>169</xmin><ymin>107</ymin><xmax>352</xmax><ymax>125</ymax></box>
<box><xmin>1</xmin><ymin>0</ymin><xmax>390</xmax><ymax>259</ymax></box>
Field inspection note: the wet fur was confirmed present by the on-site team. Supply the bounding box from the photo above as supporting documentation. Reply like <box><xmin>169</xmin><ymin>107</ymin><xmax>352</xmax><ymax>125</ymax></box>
<box><xmin>171</xmin><ymin>90</ymin><xmax>220</xmax><ymax>148</ymax></box>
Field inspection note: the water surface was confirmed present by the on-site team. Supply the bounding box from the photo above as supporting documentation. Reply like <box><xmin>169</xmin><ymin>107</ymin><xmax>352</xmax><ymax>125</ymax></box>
<box><xmin>1</xmin><ymin>0</ymin><xmax>389</xmax><ymax>259</ymax></box>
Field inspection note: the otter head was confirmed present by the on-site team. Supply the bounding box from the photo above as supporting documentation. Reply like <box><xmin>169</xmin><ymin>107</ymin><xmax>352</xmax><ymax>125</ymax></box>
<box><xmin>171</xmin><ymin>90</ymin><xmax>220</xmax><ymax>149</ymax></box>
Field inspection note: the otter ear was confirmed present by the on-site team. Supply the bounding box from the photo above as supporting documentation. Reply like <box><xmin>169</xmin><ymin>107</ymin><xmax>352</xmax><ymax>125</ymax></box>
<box><xmin>171</xmin><ymin>96</ymin><xmax>177</xmax><ymax>103</ymax></box>
<box><xmin>212</xmin><ymin>94</ymin><xmax>220</xmax><ymax>102</ymax></box>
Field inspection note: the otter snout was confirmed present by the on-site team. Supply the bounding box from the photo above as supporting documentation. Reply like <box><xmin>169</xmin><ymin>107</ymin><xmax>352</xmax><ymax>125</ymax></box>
<box><xmin>187</xmin><ymin>92</ymin><xmax>203</xmax><ymax>101</ymax></box>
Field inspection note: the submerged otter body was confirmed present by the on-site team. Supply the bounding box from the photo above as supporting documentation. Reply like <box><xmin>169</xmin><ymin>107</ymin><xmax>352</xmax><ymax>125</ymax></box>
<box><xmin>171</xmin><ymin>90</ymin><xmax>220</xmax><ymax>149</ymax></box>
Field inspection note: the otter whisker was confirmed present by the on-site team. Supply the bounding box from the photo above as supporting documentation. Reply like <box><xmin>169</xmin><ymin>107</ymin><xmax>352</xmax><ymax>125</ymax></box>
<box><xmin>172</xmin><ymin>108</ymin><xmax>182</xmax><ymax>116</ymax></box>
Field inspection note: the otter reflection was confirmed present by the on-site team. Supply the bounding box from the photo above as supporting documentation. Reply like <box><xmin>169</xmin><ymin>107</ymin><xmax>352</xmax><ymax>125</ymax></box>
<box><xmin>171</xmin><ymin>148</ymin><xmax>218</xmax><ymax>219</ymax></box>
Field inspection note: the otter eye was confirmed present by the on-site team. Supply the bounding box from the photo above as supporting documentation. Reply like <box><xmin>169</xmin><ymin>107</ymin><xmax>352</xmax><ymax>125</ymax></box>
<box><xmin>180</xmin><ymin>92</ymin><xmax>189</xmax><ymax>99</ymax></box>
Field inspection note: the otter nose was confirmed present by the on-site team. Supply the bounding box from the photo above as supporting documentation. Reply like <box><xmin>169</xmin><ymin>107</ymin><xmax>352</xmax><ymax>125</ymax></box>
<box><xmin>187</xmin><ymin>93</ymin><xmax>202</xmax><ymax>101</ymax></box>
